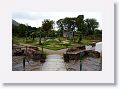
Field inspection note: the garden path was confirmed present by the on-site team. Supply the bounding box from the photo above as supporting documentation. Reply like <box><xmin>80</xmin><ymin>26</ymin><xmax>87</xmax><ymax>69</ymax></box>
<box><xmin>41</xmin><ymin>54</ymin><xmax>67</xmax><ymax>71</ymax></box>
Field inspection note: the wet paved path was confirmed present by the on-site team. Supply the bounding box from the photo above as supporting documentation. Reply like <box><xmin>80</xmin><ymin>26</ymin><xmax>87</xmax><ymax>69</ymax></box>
<box><xmin>41</xmin><ymin>54</ymin><xmax>67</xmax><ymax>71</ymax></box>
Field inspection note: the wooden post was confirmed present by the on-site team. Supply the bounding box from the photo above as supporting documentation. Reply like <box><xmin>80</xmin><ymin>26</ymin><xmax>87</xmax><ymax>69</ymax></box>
<box><xmin>42</xmin><ymin>44</ymin><xmax>43</xmax><ymax>54</ymax></box>
<box><xmin>25</xmin><ymin>46</ymin><xmax>27</xmax><ymax>56</ymax></box>
<box><xmin>66</xmin><ymin>44</ymin><xmax>68</xmax><ymax>54</ymax></box>
<box><xmin>80</xmin><ymin>60</ymin><xmax>82</xmax><ymax>71</ymax></box>
<box><xmin>23</xmin><ymin>46</ymin><xmax>27</xmax><ymax>71</ymax></box>
<box><xmin>80</xmin><ymin>53</ymin><xmax>82</xmax><ymax>71</ymax></box>
<box><xmin>23</xmin><ymin>57</ymin><xmax>26</xmax><ymax>71</ymax></box>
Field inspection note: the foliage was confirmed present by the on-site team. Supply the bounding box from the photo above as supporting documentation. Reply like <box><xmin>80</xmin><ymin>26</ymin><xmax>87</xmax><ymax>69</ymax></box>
<box><xmin>42</xmin><ymin>19</ymin><xmax>54</xmax><ymax>37</ymax></box>
<box><xmin>85</xmin><ymin>18</ymin><xmax>99</xmax><ymax>35</ymax></box>
<box><xmin>12</xmin><ymin>14</ymin><xmax>102</xmax><ymax>51</ymax></box>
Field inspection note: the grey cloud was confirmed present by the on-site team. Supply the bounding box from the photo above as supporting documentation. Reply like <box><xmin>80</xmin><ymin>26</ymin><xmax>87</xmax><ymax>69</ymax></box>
<box><xmin>12</xmin><ymin>12</ymin><xmax>51</xmax><ymax>20</ymax></box>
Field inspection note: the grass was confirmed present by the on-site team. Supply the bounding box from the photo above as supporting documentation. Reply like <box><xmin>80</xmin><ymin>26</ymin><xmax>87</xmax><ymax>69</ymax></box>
<box><xmin>42</xmin><ymin>43</ymin><xmax>74</xmax><ymax>50</ymax></box>
<box><xmin>34</xmin><ymin>39</ymin><xmax>74</xmax><ymax>50</ymax></box>
<box><xmin>81</xmin><ymin>39</ymin><xmax>100</xmax><ymax>45</ymax></box>
<box><xmin>13</xmin><ymin>36</ymin><xmax>101</xmax><ymax>51</ymax></box>
<box><xmin>13</xmin><ymin>36</ymin><xmax>35</xmax><ymax>44</ymax></box>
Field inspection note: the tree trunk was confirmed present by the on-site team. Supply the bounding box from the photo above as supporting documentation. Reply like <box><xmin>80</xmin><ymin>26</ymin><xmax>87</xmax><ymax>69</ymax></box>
<box><xmin>39</xmin><ymin>34</ymin><xmax>42</xmax><ymax>45</ymax></box>
<box><xmin>73</xmin><ymin>31</ymin><xmax>75</xmax><ymax>42</ymax></box>
<box><xmin>78</xmin><ymin>34</ymin><xmax>82</xmax><ymax>43</ymax></box>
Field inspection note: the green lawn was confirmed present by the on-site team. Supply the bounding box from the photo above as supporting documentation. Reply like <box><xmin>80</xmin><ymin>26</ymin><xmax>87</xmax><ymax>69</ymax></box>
<box><xmin>42</xmin><ymin>43</ymin><xmax>75</xmax><ymax>50</ymax></box>
<box><xmin>13</xmin><ymin>37</ymin><xmax>100</xmax><ymax>50</ymax></box>
<box><xmin>81</xmin><ymin>39</ymin><xmax>100</xmax><ymax>45</ymax></box>
<box><xmin>35</xmin><ymin>39</ymin><xmax>75</xmax><ymax>50</ymax></box>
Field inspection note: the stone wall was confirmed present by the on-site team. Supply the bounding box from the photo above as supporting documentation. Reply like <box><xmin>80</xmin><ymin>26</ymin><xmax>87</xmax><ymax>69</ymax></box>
<box><xmin>13</xmin><ymin>45</ymin><xmax>46</xmax><ymax>62</ymax></box>
<box><xmin>64</xmin><ymin>49</ymin><xmax>101</xmax><ymax>62</ymax></box>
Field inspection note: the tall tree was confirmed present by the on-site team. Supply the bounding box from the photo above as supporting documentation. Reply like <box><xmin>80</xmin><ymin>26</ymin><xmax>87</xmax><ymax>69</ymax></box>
<box><xmin>17</xmin><ymin>24</ymin><xmax>28</xmax><ymax>37</ymax></box>
<box><xmin>42</xmin><ymin>19</ymin><xmax>54</xmax><ymax>38</ymax></box>
<box><xmin>36</xmin><ymin>27</ymin><xmax>43</xmax><ymax>44</ymax></box>
<box><xmin>57</xmin><ymin>17</ymin><xmax>76</xmax><ymax>40</ymax></box>
<box><xmin>85</xmin><ymin>18</ymin><xmax>99</xmax><ymax>35</ymax></box>
<box><xmin>75</xmin><ymin>15</ymin><xmax>84</xmax><ymax>43</ymax></box>
<box><xmin>56</xmin><ymin>19</ymin><xmax>64</xmax><ymax>37</ymax></box>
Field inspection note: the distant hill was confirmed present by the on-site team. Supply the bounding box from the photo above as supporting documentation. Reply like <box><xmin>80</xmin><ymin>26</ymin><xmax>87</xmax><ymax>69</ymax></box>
<box><xmin>12</xmin><ymin>19</ymin><xmax>19</xmax><ymax>26</ymax></box>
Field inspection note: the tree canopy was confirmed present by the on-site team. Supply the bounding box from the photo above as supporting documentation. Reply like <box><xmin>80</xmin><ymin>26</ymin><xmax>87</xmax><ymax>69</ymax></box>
<box><xmin>12</xmin><ymin>15</ymin><xmax>101</xmax><ymax>41</ymax></box>
<box><xmin>42</xmin><ymin>19</ymin><xmax>54</xmax><ymax>33</ymax></box>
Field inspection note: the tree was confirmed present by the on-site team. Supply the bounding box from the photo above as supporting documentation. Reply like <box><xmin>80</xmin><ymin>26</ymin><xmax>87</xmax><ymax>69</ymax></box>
<box><xmin>75</xmin><ymin>15</ymin><xmax>84</xmax><ymax>43</ymax></box>
<box><xmin>85</xmin><ymin>18</ymin><xmax>99</xmax><ymax>35</ymax></box>
<box><xmin>57</xmin><ymin>17</ymin><xmax>76</xmax><ymax>41</ymax></box>
<box><xmin>76</xmin><ymin>15</ymin><xmax>84</xmax><ymax>32</ymax></box>
<box><xmin>30</xmin><ymin>31</ymin><xmax>36</xmax><ymax>41</ymax></box>
<box><xmin>56</xmin><ymin>19</ymin><xmax>64</xmax><ymax>37</ymax></box>
<box><xmin>12</xmin><ymin>24</ymin><xmax>19</xmax><ymax>37</ymax></box>
<box><xmin>36</xmin><ymin>27</ymin><xmax>43</xmax><ymax>44</ymax></box>
<box><xmin>42</xmin><ymin>19</ymin><xmax>54</xmax><ymax>38</ymax></box>
<box><xmin>28</xmin><ymin>26</ymin><xmax>37</xmax><ymax>41</ymax></box>
<box><xmin>69</xmin><ymin>18</ymin><xmax>76</xmax><ymax>42</ymax></box>
<box><xmin>94</xmin><ymin>29</ymin><xmax>102</xmax><ymax>34</ymax></box>
<box><xmin>17</xmin><ymin>24</ymin><xmax>28</xmax><ymax>37</ymax></box>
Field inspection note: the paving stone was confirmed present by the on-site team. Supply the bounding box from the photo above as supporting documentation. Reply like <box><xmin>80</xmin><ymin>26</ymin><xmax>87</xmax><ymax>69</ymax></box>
<box><xmin>41</xmin><ymin>54</ymin><xmax>67</xmax><ymax>71</ymax></box>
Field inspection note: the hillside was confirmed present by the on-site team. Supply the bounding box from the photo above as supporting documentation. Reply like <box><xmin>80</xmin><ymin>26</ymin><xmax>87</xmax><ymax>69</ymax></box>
<box><xmin>12</xmin><ymin>19</ymin><xmax>19</xmax><ymax>26</ymax></box>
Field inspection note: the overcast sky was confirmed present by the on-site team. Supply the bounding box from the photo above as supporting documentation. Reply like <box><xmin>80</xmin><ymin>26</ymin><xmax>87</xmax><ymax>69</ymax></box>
<box><xmin>12</xmin><ymin>12</ymin><xmax>102</xmax><ymax>30</ymax></box>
